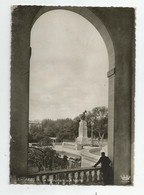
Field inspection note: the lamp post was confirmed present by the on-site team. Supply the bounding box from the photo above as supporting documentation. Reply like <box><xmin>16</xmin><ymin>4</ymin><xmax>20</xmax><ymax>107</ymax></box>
<box><xmin>90</xmin><ymin>116</ymin><xmax>95</xmax><ymax>147</ymax></box>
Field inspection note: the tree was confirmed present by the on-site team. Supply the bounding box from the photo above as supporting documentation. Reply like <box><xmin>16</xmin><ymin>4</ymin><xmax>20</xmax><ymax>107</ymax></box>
<box><xmin>28</xmin><ymin>147</ymin><xmax>62</xmax><ymax>172</ymax></box>
<box><xmin>28</xmin><ymin>148</ymin><xmax>44</xmax><ymax>172</ymax></box>
<box><xmin>42</xmin><ymin>119</ymin><xmax>57</xmax><ymax>137</ymax></box>
<box><xmin>28</xmin><ymin>106</ymin><xmax>108</xmax><ymax>146</ymax></box>
<box><xmin>38</xmin><ymin>134</ymin><xmax>53</xmax><ymax>146</ymax></box>
<box><xmin>29</xmin><ymin>123</ymin><xmax>44</xmax><ymax>143</ymax></box>
<box><xmin>91</xmin><ymin>107</ymin><xmax>108</xmax><ymax>145</ymax></box>
<box><xmin>55</xmin><ymin>118</ymin><xmax>78</xmax><ymax>142</ymax></box>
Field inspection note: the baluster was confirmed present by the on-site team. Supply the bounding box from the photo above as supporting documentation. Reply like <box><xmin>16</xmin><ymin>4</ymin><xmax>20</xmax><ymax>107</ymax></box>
<box><xmin>89</xmin><ymin>170</ymin><xmax>92</xmax><ymax>184</ymax></box>
<box><xmin>93</xmin><ymin>169</ymin><xmax>97</xmax><ymax>183</ymax></box>
<box><xmin>86</xmin><ymin>171</ymin><xmax>89</xmax><ymax>183</ymax></box>
<box><xmin>59</xmin><ymin>173</ymin><xmax>63</xmax><ymax>185</ymax></box>
<box><xmin>99</xmin><ymin>170</ymin><xmax>103</xmax><ymax>182</ymax></box>
<box><xmin>52</xmin><ymin>174</ymin><xmax>57</xmax><ymax>184</ymax></box>
<box><xmin>32</xmin><ymin>177</ymin><xmax>35</xmax><ymax>184</ymax></box>
<box><xmin>71</xmin><ymin>172</ymin><xmax>75</xmax><ymax>184</ymax></box>
<box><xmin>80</xmin><ymin>171</ymin><xmax>84</xmax><ymax>184</ymax></box>
<box><xmin>27</xmin><ymin>177</ymin><xmax>34</xmax><ymax>184</ymax></box>
<box><xmin>39</xmin><ymin>175</ymin><xmax>43</xmax><ymax>184</ymax></box>
<box><xmin>55</xmin><ymin>174</ymin><xmax>59</xmax><ymax>184</ymax></box>
<box><xmin>46</xmin><ymin>175</ymin><xmax>50</xmax><ymax>184</ymax></box>
<box><xmin>35</xmin><ymin>175</ymin><xmax>41</xmax><ymax>184</ymax></box>
<box><xmin>91</xmin><ymin>170</ymin><xmax>95</xmax><ymax>183</ymax></box>
<box><xmin>49</xmin><ymin>175</ymin><xmax>53</xmax><ymax>185</ymax></box>
<box><xmin>68</xmin><ymin>173</ymin><xmax>72</xmax><ymax>184</ymax></box>
<box><xmin>74</xmin><ymin>172</ymin><xmax>78</xmax><ymax>184</ymax></box>
<box><xmin>77</xmin><ymin>171</ymin><xmax>81</xmax><ymax>185</ymax></box>
<box><xmin>97</xmin><ymin>170</ymin><xmax>100</xmax><ymax>181</ymax></box>
<box><xmin>42</xmin><ymin>175</ymin><xmax>47</xmax><ymax>184</ymax></box>
<box><xmin>65</xmin><ymin>173</ymin><xmax>69</xmax><ymax>185</ymax></box>
<box><xmin>62</xmin><ymin>173</ymin><xmax>66</xmax><ymax>185</ymax></box>
<box><xmin>83</xmin><ymin>171</ymin><xmax>87</xmax><ymax>184</ymax></box>
<box><xmin>57</xmin><ymin>173</ymin><xmax>60</xmax><ymax>184</ymax></box>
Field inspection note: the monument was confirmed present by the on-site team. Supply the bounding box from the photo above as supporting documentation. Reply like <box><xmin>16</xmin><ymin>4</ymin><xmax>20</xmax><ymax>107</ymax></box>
<box><xmin>76</xmin><ymin>111</ymin><xmax>90</xmax><ymax>146</ymax></box>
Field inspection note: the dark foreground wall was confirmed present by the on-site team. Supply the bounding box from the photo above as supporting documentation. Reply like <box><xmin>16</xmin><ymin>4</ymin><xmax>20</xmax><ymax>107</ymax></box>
<box><xmin>11</xmin><ymin>6</ymin><xmax>135</xmax><ymax>185</ymax></box>
<box><xmin>90</xmin><ymin>8</ymin><xmax>135</xmax><ymax>184</ymax></box>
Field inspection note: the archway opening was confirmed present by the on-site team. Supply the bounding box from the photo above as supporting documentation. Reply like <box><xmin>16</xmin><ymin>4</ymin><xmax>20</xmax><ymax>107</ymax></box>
<box><xmin>29</xmin><ymin>9</ymin><xmax>109</xmax><ymax>172</ymax></box>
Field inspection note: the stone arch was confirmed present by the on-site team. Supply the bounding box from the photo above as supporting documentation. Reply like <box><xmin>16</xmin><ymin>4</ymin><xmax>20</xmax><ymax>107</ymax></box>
<box><xmin>30</xmin><ymin>7</ymin><xmax>115</xmax><ymax>174</ymax></box>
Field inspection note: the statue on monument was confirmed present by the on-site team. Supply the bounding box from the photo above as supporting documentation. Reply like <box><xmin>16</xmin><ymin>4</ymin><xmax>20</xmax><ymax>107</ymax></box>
<box><xmin>81</xmin><ymin>110</ymin><xmax>87</xmax><ymax>120</ymax></box>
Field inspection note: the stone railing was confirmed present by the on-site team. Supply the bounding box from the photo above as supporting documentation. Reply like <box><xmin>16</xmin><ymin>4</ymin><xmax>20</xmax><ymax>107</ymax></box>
<box><xmin>19</xmin><ymin>167</ymin><xmax>103</xmax><ymax>185</ymax></box>
<box><xmin>62</xmin><ymin>142</ymin><xmax>76</xmax><ymax>150</ymax></box>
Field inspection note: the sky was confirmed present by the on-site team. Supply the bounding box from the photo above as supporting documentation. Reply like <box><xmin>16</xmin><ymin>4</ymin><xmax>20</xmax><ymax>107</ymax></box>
<box><xmin>29</xmin><ymin>9</ymin><xmax>108</xmax><ymax>121</ymax></box>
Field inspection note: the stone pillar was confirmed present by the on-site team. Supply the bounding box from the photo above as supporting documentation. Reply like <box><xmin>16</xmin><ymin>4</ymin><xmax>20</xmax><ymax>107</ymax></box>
<box><xmin>107</xmin><ymin>69</ymin><xmax>115</xmax><ymax>172</ymax></box>
<box><xmin>10</xmin><ymin>6</ymin><xmax>41</xmax><ymax>179</ymax></box>
<box><xmin>108</xmin><ymin>64</ymin><xmax>132</xmax><ymax>185</ymax></box>
<box><xmin>104</xmin><ymin>8</ymin><xmax>135</xmax><ymax>185</ymax></box>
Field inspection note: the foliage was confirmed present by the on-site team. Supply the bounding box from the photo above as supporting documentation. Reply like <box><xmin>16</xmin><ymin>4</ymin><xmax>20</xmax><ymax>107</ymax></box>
<box><xmin>85</xmin><ymin>106</ymin><xmax>108</xmax><ymax>140</ymax></box>
<box><xmin>28</xmin><ymin>147</ymin><xmax>69</xmax><ymax>172</ymax></box>
<box><xmin>29</xmin><ymin>118</ymin><xmax>79</xmax><ymax>143</ymax></box>
<box><xmin>28</xmin><ymin>106</ymin><xmax>108</xmax><ymax>144</ymax></box>
<box><xmin>28</xmin><ymin>124</ymin><xmax>43</xmax><ymax>143</ymax></box>
<box><xmin>28</xmin><ymin>106</ymin><xmax>108</xmax><ymax>172</ymax></box>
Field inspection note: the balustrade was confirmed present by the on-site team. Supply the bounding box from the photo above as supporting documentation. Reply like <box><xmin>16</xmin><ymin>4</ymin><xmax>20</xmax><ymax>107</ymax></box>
<box><xmin>21</xmin><ymin>167</ymin><xmax>103</xmax><ymax>185</ymax></box>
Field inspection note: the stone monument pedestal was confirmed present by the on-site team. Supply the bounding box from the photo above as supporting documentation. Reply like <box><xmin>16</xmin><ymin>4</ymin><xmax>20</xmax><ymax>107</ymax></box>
<box><xmin>76</xmin><ymin>120</ymin><xmax>89</xmax><ymax>146</ymax></box>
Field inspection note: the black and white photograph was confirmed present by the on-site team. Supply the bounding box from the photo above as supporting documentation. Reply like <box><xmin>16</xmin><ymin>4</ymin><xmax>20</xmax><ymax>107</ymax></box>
<box><xmin>9</xmin><ymin>6</ymin><xmax>135</xmax><ymax>186</ymax></box>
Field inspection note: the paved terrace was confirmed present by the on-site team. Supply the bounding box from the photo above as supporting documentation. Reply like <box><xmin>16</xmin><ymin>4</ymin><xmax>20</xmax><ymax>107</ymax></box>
<box><xmin>53</xmin><ymin>143</ymin><xmax>107</xmax><ymax>167</ymax></box>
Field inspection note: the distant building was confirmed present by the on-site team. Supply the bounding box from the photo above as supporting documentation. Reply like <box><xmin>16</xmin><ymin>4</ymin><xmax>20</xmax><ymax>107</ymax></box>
<box><xmin>29</xmin><ymin>120</ymin><xmax>42</xmax><ymax>133</ymax></box>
